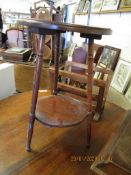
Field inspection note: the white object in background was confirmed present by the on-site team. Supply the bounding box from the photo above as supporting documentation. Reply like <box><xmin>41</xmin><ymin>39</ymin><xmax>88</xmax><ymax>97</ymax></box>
<box><xmin>0</xmin><ymin>63</ymin><xmax>16</xmax><ymax>100</ymax></box>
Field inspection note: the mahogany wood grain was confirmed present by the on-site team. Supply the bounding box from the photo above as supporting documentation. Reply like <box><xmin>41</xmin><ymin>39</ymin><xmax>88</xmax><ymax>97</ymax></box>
<box><xmin>94</xmin><ymin>45</ymin><xmax>104</xmax><ymax>64</ymax></box>
<box><xmin>95</xmin><ymin>86</ymin><xmax>105</xmax><ymax>116</ymax></box>
<box><xmin>49</xmin><ymin>65</ymin><xmax>113</xmax><ymax>122</ymax></box>
<box><xmin>0</xmin><ymin>92</ymin><xmax>127</xmax><ymax>175</ymax></box>
<box><xmin>35</xmin><ymin>95</ymin><xmax>90</xmax><ymax>127</ymax></box>
<box><xmin>49</xmin><ymin>68</ymin><xmax>107</xmax><ymax>88</ymax></box>
<box><xmin>26</xmin><ymin>35</ymin><xmax>45</xmax><ymax>151</ymax></box>
<box><xmin>18</xmin><ymin>18</ymin><xmax>112</xmax><ymax>151</ymax></box>
<box><xmin>87</xmin><ymin>39</ymin><xmax>94</xmax><ymax>112</ymax></box>
<box><xmin>59</xmin><ymin>92</ymin><xmax>97</xmax><ymax>108</ymax></box>
<box><xmin>53</xmin><ymin>33</ymin><xmax>60</xmax><ymax>95</ymax></box>
<box><xmin>18</xmin><ymin>18</ymin><xmax>112</xmax><ymax>37</ymax></box>
<box><xmin>57</xmin><ymin>82</ymin><xmax>98</xmax><ymax>101</ymax></box>
<box><xmin>30</xmin><ymin>35</ymin><xmax>45</xmax><ymax>114</ymax></box>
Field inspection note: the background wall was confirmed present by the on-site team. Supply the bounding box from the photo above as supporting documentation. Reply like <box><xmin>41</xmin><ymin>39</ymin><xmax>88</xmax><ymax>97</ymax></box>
<box><xmin>55</xmin><ymin>1</ymin><xmax>131</xmax><ymax>102</ymax></box>
<box><xmin>54</xmin><ymin>0</ymin><xmax>77</xmax><ymax>7</ymax></box>
<box><xmin>91</xmin><ymin>13</ymin><xmax>131</xmax><ymax>63</ymax></box>
<box><xmin>54</xmin><ymin>0</ymin><xmax>131</xmax><ymax>64</ymax></box>
<box><xmin>74</xmin><ymin>12</ymin><xmax>131</xmax><ymax>63</ymax></box>
<box><xmin>0</xmin><ymin>0</ymin><xmax>31</xmax><ymax>13</ymax></box>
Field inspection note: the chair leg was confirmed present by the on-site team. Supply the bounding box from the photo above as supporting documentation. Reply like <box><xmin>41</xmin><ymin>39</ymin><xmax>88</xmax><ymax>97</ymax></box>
<box><xmin>26</xmin><ymin>114</ymin><xmax>35</xmax><ymax>152</ymax></box>
<box><xmin>86</xmin><ymin>114</ymin><xmax>92</xmax><ymax>148</ymax></box>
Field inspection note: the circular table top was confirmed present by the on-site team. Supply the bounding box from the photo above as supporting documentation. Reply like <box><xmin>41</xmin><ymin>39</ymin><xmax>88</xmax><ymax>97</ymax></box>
<box><xmin>18</xmin><ymin>18</ymin><xmax>112</xmax><ymax>37</ymax></box>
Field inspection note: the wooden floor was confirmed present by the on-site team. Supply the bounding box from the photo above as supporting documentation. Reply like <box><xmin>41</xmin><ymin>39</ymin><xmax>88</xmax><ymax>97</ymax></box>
<box><xmin>0</xmin><ymin>91</ymin><xmax>129</xmax><ymax>175</ymax></box>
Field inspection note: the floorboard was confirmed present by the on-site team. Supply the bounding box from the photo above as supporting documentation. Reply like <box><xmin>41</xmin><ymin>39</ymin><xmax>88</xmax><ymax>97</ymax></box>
<box><xmin>0</xmin><ymin>91</ymin><xmax>129</xmax><ymax>175</ymax></box>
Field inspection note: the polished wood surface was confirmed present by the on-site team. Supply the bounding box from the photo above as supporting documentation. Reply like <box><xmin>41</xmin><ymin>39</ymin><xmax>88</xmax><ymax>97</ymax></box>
<box><xmin>18</xmin><ymin>18</ymin><xmax>112</xmax><ymax>36</ymax></box>
<box><xmin>53</xmin><ymin>33</ymin><xmax>60</xmax><ymax>95</ymax></box>
<box><xmin>36</xmin><ymin>95</ymin><xmax>89</xmax><ymax>127</ymax></box>
<box><xmin>26</xmin><ymin>34</ymin><xmax>45</xmax><ymax>151</ymax></box>
<box><xmin>18</xmin><ymin>18</ymin><xmax>112</xmax><ymax>151</ymax></box>
<box><xmin>91</xmin><ymin>110</ymin><xmax>131</xmax><ymax>175</ymax></box>
<box><xmin>0</xmin><ymin>91</ymin><xmax>128</xmax><ymax>175</ymax></box>
<box><xmin>49</xmin><ymin>67</ymin><xmax>107</xmax><ymax>87</ymax></box>
<box><xmin>49</xmin><ymin>65</ymin><xmax>113</xmax><ymax>122</ymax></box>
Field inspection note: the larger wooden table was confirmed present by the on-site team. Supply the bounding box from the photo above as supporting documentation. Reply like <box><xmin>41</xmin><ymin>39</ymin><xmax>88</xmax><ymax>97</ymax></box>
<box><xmin>18</xmin><ymin>18</ymin><xmax>112</xmax><ymax>151</ymax></box>
<box><xmin>0</xmin><ymin>92</ymin><xmax>127</xmax><ymax>175</ymax></box>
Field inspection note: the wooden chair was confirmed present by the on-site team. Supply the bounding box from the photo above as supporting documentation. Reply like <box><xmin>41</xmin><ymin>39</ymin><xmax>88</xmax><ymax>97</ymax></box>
<box><xmin>65</xmin><ymin>43</ymin><xmax>104</xmax><ymax>74</ymax></box>
<box><xmin>18</xmin><ymin>18</ymin><xmax>112</xmax><ymax>152</ymax></box>
<box><xmin>71</xmin><ymin>47</ymin><xmax>87</xmax><ymax>74</ymax></box>
<box><xmin>49</xmin><ymin>62</ymin><xmax>113</xmax><ymax>121</ymax></box>
<box><xmin>58</xmin><ymin>45</ymin><xmax>121</xmax><ymax>120</ymax></box>
<box><xmin>6</xmin><ymin>28</ymin><xmax>24</xmax><ymax>48</ymax></box>
<box><xmin>62</xmin><ymin>44</ymin><xmax>104</xmax><ymax>86</ymax></box>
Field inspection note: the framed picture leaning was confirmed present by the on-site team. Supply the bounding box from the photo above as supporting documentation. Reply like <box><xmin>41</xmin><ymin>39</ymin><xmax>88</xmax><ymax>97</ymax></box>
<box><xmin>94</xmin><ymin>45</ymin><xmax>121</xmax><ymax>79</ymax></box>
<box><xmin>125</xmin><ymin>81</ymin><xmax>131</xmax><ymax>103</ymax></box>
<box><xmin>101</xmin><ymin>0</ymin><xmax>120</xmax><ymax>11</ymax></box>
<box><xmin>111</xmin><ymin>60</ymin><xmax>131</xmax><ymax>93</ymax></box>
<box><xmin>77</xmin><ymin>0</ymin><xmax>86</xmax><ymax>13</ymax></box>
<box><xmin>83</xmin><ymin>0</ymin><xmax>90</xmax><ymax>13</ymax></box>
<box><xmin>97</xmin><ymin>45</ymin><xmax>121</xmax><ymax>71</ymax></box>
<box><xmin>120</xmin><ymin>0</ymin><xmax>131</xmax><ymax>8</ymax></box>
<box><xmin>92</xmin><ymin>0</ymin><xmax>104</xmax><ymax>12</ymax></box>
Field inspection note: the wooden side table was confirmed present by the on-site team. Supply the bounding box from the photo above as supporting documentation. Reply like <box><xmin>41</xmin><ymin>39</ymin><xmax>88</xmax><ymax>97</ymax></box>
<box><xmin>18</xmin><ymin>18</ymin><xmax>112</xmax><ymax>151</ymax></box>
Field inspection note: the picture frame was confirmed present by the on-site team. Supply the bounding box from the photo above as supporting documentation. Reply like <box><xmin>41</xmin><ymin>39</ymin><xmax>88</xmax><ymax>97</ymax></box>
<box><xmin>92</xmin><ymin>0</ymin><xmax>104</xmax><ymax>12</ymax></box>
<box><xmin>97</xmin><ymin>45</ymin><xmax>121</xmax><ymax>71</ymax></box>
<box><xmin>120</xmin><ymin>0</ymin><xmax>131</xmax><ymax>8</ymax></box>
<box><xmin>111</xmin><ymin>60</ymin><xmax>131</xmax><ymax>93</ymax></box>
<box><xmin>125</xmin><ymin>81</ymin><xmax>131</xmax><ymax>103</ymax></box>
<box><xmin>101</xmin><ymin>0</ymin><xmax>120</xmax><ymax>11</ymax></box>
<box><xmin>83</xmin><ymin>0</ymin><xmax>90</xmax><ymax>13</ymax></box>
<box><xmin>77</xmin><ymin>0</ymin><xmax>86</xmax><ymax>13</ymax></box>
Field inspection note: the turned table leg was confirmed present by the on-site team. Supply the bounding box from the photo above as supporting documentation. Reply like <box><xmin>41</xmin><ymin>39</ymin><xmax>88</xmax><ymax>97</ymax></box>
<box><xmin>26</xmin><ymin>34</ymin><xmax>45</xmax><ymax>152</ymax></box>
<box><xmin>53</xmin><ymin>33</ymin><xmax>60</xmax><ymax>95</ymax></box>
<box><xmin>86</xmin><ymin>39</ymin><xmax>94</xmax><ymax>147</ymax></box>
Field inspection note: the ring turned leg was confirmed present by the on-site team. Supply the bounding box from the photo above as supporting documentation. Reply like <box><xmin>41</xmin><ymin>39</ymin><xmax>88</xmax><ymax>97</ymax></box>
<box><xmin>86</xmin><ymin>114</ymin><xmax>92</xmax><ymax>148</ymax></box>
<box><xmin>86</xmin><ymin>39</ymin><xmax>94</xmax><ymax>148</ymax></box>
<box><xmin>26</xmin><ymin>34</ymin><xmax>45</xmax><ymax>152</ymax></box>
<box><xmin>26</xmin><ymin>114</ymin><xmax>35</xmax><ymax>151</ymax></box>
